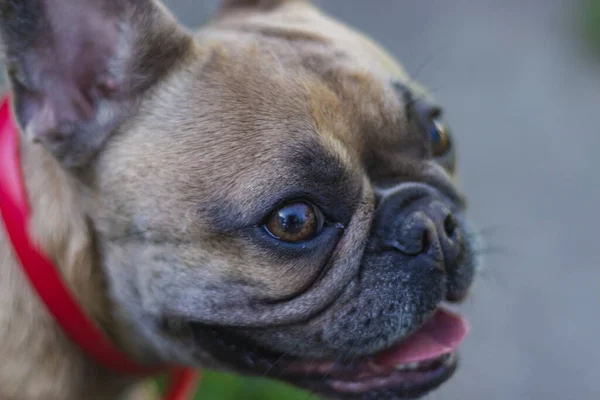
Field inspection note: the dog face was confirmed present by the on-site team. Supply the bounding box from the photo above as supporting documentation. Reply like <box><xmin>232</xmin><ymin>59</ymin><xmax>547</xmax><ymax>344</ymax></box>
<box><xmin>0</xmin><ymin>0</ymin><xmax>479</xmax><ymax>398</ymax></box>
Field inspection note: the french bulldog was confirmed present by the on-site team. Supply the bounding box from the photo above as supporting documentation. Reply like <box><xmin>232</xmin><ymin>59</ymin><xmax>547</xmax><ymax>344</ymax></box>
<box><xmin>0</xmin><ymin>0</ymin><xmax>479</xmax><ymax>399</ymax></box>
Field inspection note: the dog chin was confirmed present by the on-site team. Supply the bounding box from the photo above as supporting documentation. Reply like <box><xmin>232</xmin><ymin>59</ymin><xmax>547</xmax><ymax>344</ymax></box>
<box><xmin>186</xmin><ymin>307</ymin><xmax>468</xmax><ymax>399</ymax></box>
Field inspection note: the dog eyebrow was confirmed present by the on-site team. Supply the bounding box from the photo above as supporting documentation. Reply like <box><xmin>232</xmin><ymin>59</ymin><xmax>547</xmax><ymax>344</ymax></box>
<box><xmin>392</xmin><ymin>82</ymin><xmax>416</xmax><ymax>121</ymax></box>
<box><xmin>206</xmin><ymin>138</ymin><xmax>362</xmax><ymax>233</ymax></box>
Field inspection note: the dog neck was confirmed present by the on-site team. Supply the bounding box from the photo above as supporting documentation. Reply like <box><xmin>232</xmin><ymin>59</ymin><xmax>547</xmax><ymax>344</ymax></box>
<box><xmin>0</xmin><ymin>138</ymin><xmax>139</xmax><ymax>399</ymax></box>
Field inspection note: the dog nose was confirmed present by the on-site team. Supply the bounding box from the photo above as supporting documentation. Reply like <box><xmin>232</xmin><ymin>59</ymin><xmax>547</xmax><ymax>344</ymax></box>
<box><xmin>392</xmin><ymin>202</ymin><xmax>461</xmax><ymax>270</ymax></box>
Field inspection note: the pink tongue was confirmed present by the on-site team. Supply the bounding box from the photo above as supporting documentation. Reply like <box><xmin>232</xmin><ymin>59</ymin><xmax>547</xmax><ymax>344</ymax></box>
<box><xmin>374</xmin><ymin>308</ymin><xmax>469</xmax><ymax>366</ymax></box>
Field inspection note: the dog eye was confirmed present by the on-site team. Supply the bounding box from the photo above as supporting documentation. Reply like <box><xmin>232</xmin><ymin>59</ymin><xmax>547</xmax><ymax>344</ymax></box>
<box><xmin>429</xmin><ymin>117</ymin><xmax>451</xmax><ymax>157</ymax></box>
<box><xmin>264</xmin><ymin>202</ymin><xmax>324</xmax><ymax>243</ymax></box>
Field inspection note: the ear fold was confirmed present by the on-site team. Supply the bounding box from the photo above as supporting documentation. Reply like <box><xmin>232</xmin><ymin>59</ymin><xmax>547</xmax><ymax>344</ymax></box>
<box><xmin>0</xmin><ymin>0</ymin><xmax>192</xmax><ymax>166</ymax></box>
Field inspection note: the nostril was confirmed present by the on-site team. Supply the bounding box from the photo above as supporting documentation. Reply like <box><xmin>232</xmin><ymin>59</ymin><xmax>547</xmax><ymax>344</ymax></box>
<box><xmin>420</xmin><ymin>228</ymin><xmax>431</xmax><ymax>253</ymax></box>
<box><xmin>443</xmin><ymin>214</ymin><xmax>457</xmax><ymax>238</ymax></box>
<box><xmin>382</xmin><ymin>212</ymin><xmax>437</xmax><ymax>256</ymax></box>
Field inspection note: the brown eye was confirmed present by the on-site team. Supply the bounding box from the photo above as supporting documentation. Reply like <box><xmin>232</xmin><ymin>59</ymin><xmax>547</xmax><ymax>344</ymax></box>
<box><xmin>265</xmin><ymin>202</ymin><xmax>324</xmax><ymax>243</ymax></box>
<box><xmin>430</xmin><ymin>118</ymin><xmax>451</xmax><ymax>157</ymax></box>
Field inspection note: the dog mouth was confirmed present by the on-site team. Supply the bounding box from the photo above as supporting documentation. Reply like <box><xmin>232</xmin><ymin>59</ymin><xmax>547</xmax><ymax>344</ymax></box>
<box><xmin>188</xmin><ymin>308</ymin><xmax>468</xmax><ymax>398</ymax></box>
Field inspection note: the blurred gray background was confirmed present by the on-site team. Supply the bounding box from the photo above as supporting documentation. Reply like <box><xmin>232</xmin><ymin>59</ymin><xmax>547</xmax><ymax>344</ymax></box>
<box><xmin>2</xmin><ymin>1</ymin><xmax>598</xmax><ymax>399</ymax></box>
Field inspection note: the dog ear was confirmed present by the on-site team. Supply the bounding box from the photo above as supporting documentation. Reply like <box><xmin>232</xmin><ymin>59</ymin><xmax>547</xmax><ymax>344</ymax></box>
<box><xmin>0</xmin><ymin>0</ymin><xmax>192</xmax><ymax>166</ymax></box>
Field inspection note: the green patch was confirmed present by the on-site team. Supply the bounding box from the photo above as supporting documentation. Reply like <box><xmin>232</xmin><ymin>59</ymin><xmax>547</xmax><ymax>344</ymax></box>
<box><xmin>585</xmin><ymin>0</ymin><xmax>600</xmax><ymax>54</ymax></box>
<box><xmin>156</xmin><ymin>370</ymin><xmax>319</xmax><ymax>400</ymax></box>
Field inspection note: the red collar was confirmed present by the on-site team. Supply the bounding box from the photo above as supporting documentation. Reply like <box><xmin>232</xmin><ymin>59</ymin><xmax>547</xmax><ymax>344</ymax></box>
<box><xmin>0</xmin><ymin>95</ymin><xmax>199</xmax><ymax>400</ymax></box>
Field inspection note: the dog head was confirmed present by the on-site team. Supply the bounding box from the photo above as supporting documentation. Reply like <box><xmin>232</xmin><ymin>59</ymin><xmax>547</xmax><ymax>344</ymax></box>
<box><xmin>0</xmin><ymin>0</ymin><xmax>480</xmax><ymax>398</ymax></box>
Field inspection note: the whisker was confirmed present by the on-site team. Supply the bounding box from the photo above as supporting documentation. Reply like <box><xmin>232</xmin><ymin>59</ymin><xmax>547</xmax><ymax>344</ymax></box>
<box><xmin>472</xmin><ymin>266</ymin><xmax>511</xmax><ymax>294</ymax></box>
<box><xmin>262</xmin><ymin>351</ymin><xmax>289</xmax><ymax>378</ymax></box>
<box><xmin>404</xmin><ymin>85</ymin><xmax>445</xmax><ymax>110</ymax></box>
<box><xmin>473</xmin><ymin>245</ymin><xmax>514</xmax><ymax>258</ymax></box>
<box><xmin>476</xmin><ymin>225</ymin><xmax>511</xmax><ymax>237</ymax></box>
<box><xmin>319</xmin><ymin>353</ymin><xmax>343</xmax><ymax>385</ymax></box>
<box><xmin>410</xmin><ymin>39</ymin><xmax>453</xmax><ymax>82</ymax></box>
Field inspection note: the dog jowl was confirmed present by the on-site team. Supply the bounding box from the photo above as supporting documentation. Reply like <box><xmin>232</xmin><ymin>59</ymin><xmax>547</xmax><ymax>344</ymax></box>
<box><xmin>0</xmin><ymin>0</ymin><xmax>480</xmax><ymax>399</ymax></box>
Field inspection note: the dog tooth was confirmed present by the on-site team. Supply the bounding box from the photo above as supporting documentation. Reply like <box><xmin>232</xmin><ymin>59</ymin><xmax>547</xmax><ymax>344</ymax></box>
<box><xmin>394</xmin><ymin>361</ymin><xmax>425</xmax><ymax>371</ymax></box>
